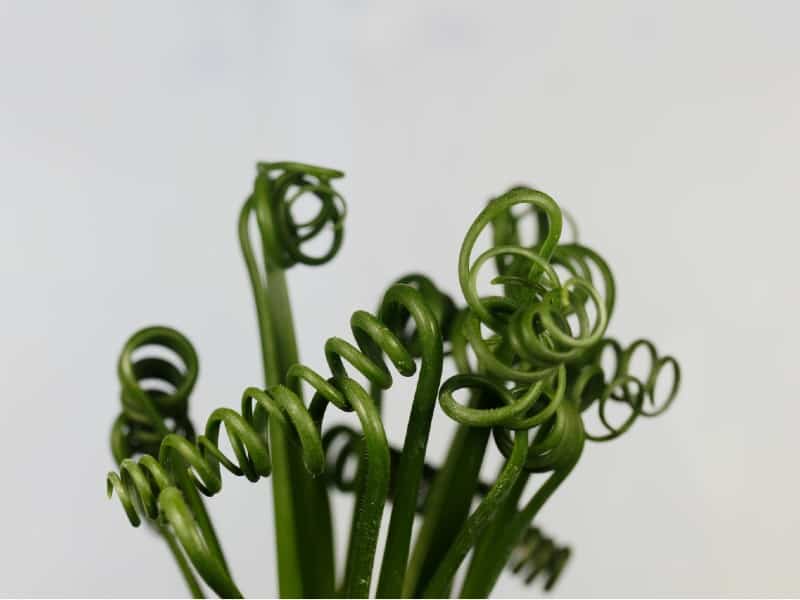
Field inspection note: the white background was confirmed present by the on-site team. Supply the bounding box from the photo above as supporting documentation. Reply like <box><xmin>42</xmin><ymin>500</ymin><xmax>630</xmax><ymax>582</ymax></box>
<box><xmin>1</xmin><ymin>1</ymin><xmax>798</xmax><ymax>597</ymax></box>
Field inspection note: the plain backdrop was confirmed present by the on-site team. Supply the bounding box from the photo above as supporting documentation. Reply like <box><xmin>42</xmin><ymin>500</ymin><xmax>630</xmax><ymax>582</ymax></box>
<box><xmin>1</xmin><ymin>1</ymin><xmax>799</xmax><ymax>597</ymax></box>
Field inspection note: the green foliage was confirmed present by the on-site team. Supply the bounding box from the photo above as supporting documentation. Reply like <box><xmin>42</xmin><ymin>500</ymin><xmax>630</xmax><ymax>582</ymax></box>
<box><xmin>106</xmin><ymin>161</ymin><xmax>680</xmax><ymax>598</ymax></box>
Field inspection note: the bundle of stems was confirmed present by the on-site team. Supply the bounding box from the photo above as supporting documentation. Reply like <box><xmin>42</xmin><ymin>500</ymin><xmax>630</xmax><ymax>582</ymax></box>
<box><xmin>107</xmin><ymin>161</ymin><xmax>680</xmax><ymax>598</ymax></box>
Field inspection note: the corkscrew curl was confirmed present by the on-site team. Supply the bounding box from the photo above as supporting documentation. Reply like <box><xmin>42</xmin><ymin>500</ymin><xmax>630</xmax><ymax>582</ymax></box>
<box><xmin>107</xmin><ymin>283</ymin><xmax>443</xmax><ymax>598</ymax></box>
<box><xmin>456</xmin><ymin>190</ymin><xmax>609</xmax><ymax>391</ymax></box>
<box><xmin>459</xmin><ymin>187</ymin><xmax>563</xmax><ymax>329</ymax></box>
<box><xmin>107</xmin><ymin>326</ymin><xmax>239</xmax><ymax>596</ymax></box>
<box><xmin>111</xmin><ymin>333</ymin><xmax>330</xmax><ymax>597</ymax></box>
<box><xmin>120</xmin><ymin>384</ymin><xmax>323</xmax><ymax>501</ymax></box>
<box><xmin>106</xmin><ymin>461</ymin><xmax>240</xmax><ymax>597</ymax></box>
<box><xmin>111</xmin><ymin>326</ymin><xmax>198</xmax><ymax>468</ymax></box>
<box><xmin>509</xmin><ymin>527</ymin><xmax>571</xmax><ymax>590</ymax></box>
<box><xmin>439</xmin><ymin>188</ymin><xmax>605</xmax><ymax>457</ymax></box>
<box><xmin>240</xmin><ymin>161</ymin><xmax>346</xmax><ymax>270</ymax></box>
<box><xmin>107</xmin><ymin>381</ymin><xmax>324</xmax><ymax>523</ymax></box>
<box><xmin>552</xmin><ymin>243</ymin><xmax>616</xmax><ymax>318</ymax></box>
<box><xmin>573</xmin><ymin>338</ymin><xmax>681</xmax><ymax>441</ymax></box>
<box><xmin>422</xmin><ymin>187</ymin><xmax>644</xmax><ymax>597</ymax></box>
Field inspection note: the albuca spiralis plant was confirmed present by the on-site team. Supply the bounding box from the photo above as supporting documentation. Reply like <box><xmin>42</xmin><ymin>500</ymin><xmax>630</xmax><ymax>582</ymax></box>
<box><xmin>106</xmin><ymin>161</ymin><xmax>681</xmax><ymax>598</ymax></box>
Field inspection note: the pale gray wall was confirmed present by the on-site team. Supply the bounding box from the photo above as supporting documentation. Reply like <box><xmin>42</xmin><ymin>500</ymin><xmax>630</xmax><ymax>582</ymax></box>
<box><xmin>1</xmin><ymin>1</ymin><xmax>798</xmax><ymax>597</ymax></box>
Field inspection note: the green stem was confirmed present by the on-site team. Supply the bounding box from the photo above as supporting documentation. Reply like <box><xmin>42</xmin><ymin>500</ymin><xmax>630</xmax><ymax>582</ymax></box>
<box><xmin>240</xmin><ymin>179</ymin><xmax>335</xmax><ymax>597</ymax></box>
<box><xmin>135</xmin><ymin>376</ymin><xmax>232</xmax><ymax>586</ymax></box>
<box><xmin>158</xmin><ymin>487</ymin><xmax>243</xmax><ymax>598</ymax></box>
<box><xmin>375</xmin><ymin>284</ymin><xmax>443</xmax><ymax>598</ymax></box>
<box><xmin>460</xmin><ymin>471</ymin><xmax>528</xmax><ymax>597</ymax></box>
<box><xmin>308</xmin><ymin>377</ymin><xmax>390</xmax><ymax>599</ymax></box>
<box><xmin>265</xmin><ymin>265</ymin><xmax>335</xmax><ymax>598</ymax></box>
<box><xmin>422</xmin><ymin>429</ymin><xmax>529</xmax><ymax>598</ymax></box>
<box><xmin>337</xmin><ymin>379</ymin><xmax>391</xmax><ymax>598</ymax></box>
<box><xmin>158</xmin><ymin>521</ymin><xmax>205</xmax><ymax>598</ymax></box>
<box><xmin>404</xmin><ymin>395</ymin><xmax>491</xmax><ymax>598</ymax></box>
<box><xmin>459</xmin><ymin>469</ymin><xmax>570</xmax><ymax>598</ymax></box>
<box><xmin>460</xmin><ymin>400</ymin><xmax>586</xmax><ymax>597</ymax></box>
<box><xmin>174</xmin><ymin>468</ymin><xmax>230</xmax><ymax>581</ymax></box>
<box><xmin>241</xmin><ymin>210</ymin><xmax>304</xmax><ymax>597</ymax></box>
